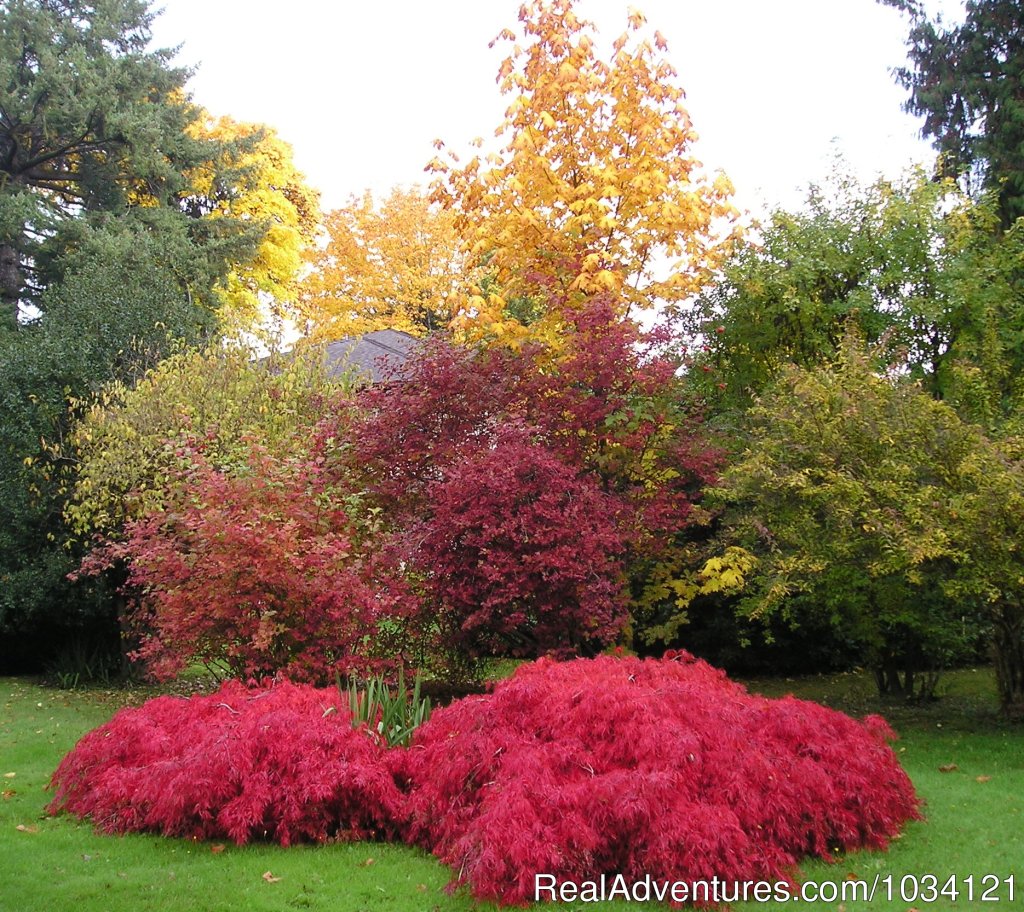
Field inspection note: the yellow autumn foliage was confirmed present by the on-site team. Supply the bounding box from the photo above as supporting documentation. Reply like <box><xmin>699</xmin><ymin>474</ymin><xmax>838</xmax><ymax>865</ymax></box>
<box><xmin>296</xmin><ymin>186</ymin><xmax>466</xmax><ymax>342</ymax></box>
<box><xmin>429</xmin><ymin>0</ymin><xmax>740</xmax><ymax>346</ymax></box>
<box><xmin>186</xmin><ymin>114</ymin><xmax>321</xmax><ymax>329</ymax></box>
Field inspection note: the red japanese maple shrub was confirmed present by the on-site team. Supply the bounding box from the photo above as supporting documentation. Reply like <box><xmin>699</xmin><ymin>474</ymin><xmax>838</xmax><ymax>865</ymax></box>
<box><xmin>327</xmin><ymin>298</ymin><xmax>722</xmax><ymax>663</ymax></box>
<box><xmin>48</xmin><ymin>680</ymin><xmax>402</xmax><ymax>845</ymax></box>
<box><xmin>395</xmin><ymin>654</ymin><xmax>920</xmax><ymax>904</ymax></box>
<box><xmin>418</xmin><ymin>425</ymin><xmax>629</xmax><ymax>657</ymax></box>
<box><xmin>83</xmin><ymin>448</ymin><xmax>417</xmax><ymax>683</ymax></box>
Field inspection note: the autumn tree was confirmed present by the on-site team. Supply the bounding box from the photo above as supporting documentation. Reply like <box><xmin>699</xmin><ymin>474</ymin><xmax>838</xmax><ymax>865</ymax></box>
<box><xmin>296</xmin><ymin>186</ymin><xmax>463</xmax><ymax>341</ymax></box>
<box><xmin>687</xmin><ymin>171</ymin><xmax>1024</xmax><ymax>418</ymax></box>
<box><xmin>883</xmin><ymin>0</ymin><xmax>1024</xmax><ymax>227</ymax></box>
<box><xmin>66</xmin><ymin>344</ymin><xmax>342</xmax><ymax>541</ymax></box>
<box><xmin>330</xmin><ymin>297</ymin><xmax>720</xmax><ymax>662</ymax></box>
<box><xmin>186</xmin><ymin>114</ymin><xmax>321</xmax><ymax>328</ymax></box>
<box><xmin>428</xmin><ymin>0</ymin><xmax>737</xmax><ymax>345</ymax></box>
<box><xmin>715</xmin><ymin>339</ymin><xmax>1018</xmax><ymax>703</ymax></box>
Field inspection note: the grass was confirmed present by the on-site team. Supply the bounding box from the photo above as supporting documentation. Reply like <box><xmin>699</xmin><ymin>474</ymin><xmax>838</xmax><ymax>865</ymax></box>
<box><xmin>2</xmin><ymin>668</ymin><xmax>1022</xmax><ymax>911</ymax></box>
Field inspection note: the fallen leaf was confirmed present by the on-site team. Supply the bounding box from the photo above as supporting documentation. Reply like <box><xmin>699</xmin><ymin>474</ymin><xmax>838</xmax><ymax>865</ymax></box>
<box><xmin>2</xmin><ymin>789</ymin><xmax>15</xmax><ymax>800</ymax></box>
<box><xmin>417</xmin><ymin>884</ymin><xmax>428</xmax><ymax>892</ymax></box>
<box><xmin>976</xmin><ymin>775</ymin><xmax>992</xmax><ymax>783</ymax></box>
<box><xmin>210</xmin><ymin>844</ymin><xmax>226</xmax><ymax>854</ymax></box>
<box><xmin>81</xmin><ymin>854</ymin><xmax>93</xmax><ymax>862</ymax></box>
<box><xmin>358</xmin><ymin>857</ymin><xmax>375</xmax><ymax>868</ymax></box>
<box><xmin>938</xmin><ymin>763</ymin><xmax>959</xmax><ymax>773</ymax></box>
<box><xmin>3</xmin><ymin>772</ymin><xmax>15</xmax><ymax>778</ymax></box>
<box><xmin>15</xmin><ymin>824</ymin><xmax>38</xmax><ymax>834</ymax></box>
<box><xmin>262</xmin><ymin>871</ymin><xmax>281</xmax><ymax>884</ymax></box>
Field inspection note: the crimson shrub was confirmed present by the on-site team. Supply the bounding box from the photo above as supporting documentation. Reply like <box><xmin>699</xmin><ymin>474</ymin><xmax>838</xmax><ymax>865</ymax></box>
<box><xmin>419</xmin><ymin>424</ymin><xmax>628</xmax><ymax>657</ymax></box>
<box><xmin>396</xmin><ymin>654</ymin><xmax>921</xmax><ymax>904</ymax></box>
<box><xmin>81</xmin><ymin>447</ymin><xmax>416</xmax><ymax>683</ymax></box>
<box><xmin>47</xmin><ymin>680</ymin><xmax>402</xmax><ymax>845</ymax></box>
<box><xmin>49</xmin><ymin>657</ymin><xmax>920</xmax><ymax>905</ymax></box>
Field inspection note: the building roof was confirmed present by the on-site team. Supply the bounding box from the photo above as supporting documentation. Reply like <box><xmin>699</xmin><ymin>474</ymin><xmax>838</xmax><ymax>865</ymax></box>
<box><xmin>322</xmin><ymin>329</ymin><xmax>420</xmax><ymax>383</ymax></box>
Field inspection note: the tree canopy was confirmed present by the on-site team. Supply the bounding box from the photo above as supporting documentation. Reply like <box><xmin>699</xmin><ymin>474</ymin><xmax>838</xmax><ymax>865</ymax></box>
<box><xmin>297</xmin><ymin>187</ymin><xmax>463</xmax><ymax>341</ymax></box>
<box><xmin>429</xmin><ymin>0</ymin><xmax>737</xmax><ymax>346</ymax></box>
<box><xmin>884</xmin><ymin>0</ymin><xmax>1024</xmax><ymax>227</ymax></box>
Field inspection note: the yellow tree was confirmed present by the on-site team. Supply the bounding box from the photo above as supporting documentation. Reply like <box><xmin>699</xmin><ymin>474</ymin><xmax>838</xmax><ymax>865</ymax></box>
<box><xmin>186</xmin><ymin>114</ymin><xmax>322</xmax><ymax>330</ymax></box>
<box><xmin>296</xmin><ymin>186</ymin><xmax>465</xmax><ymax>341</ymax></box>
<box><xmin>429</xmin><ymin>0</ymin><xmax>739</xmax><ymax>345</ymax></box>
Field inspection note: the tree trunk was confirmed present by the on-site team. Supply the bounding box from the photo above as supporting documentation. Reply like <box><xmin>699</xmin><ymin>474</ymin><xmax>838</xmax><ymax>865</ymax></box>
<box><xmin>872</xmin><ymin>659</ymin><xmax>940</xmax><ymax>702</ymax></box>
<box><xmin>992</xmin><ymin>605</ymin><xmax>1024</xmax><ymax>717</ymax></box>
<box><xmin>0</xmin><ymin>242</ymin><xmax>21</xmax><ymax>327</ymax></box>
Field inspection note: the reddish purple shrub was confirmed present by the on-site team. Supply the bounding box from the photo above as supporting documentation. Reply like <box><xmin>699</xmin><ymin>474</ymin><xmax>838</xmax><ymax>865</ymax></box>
<box><xmin>395</xmin><ymin>654</ymin><xmax>921</xmax><ymax>904</ymax></box>
<box><xmin>419</xmin><ymin>425</ymin><xmax>629</xmax><ymax>657</ymax></box>
<box><xmin>323</xmin><ymin>298</ymin><xmax>722</xmax><ymax>660</ymax></box>
<box><xmin>47</xmin><ymin>680</ymin><xmax>402</xmax><ymax>845</ymax></box>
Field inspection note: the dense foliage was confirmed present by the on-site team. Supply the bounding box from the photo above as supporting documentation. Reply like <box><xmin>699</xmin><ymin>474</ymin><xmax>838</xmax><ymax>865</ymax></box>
<box><xmin>332</xmin><ymin>298</ymin><xmax>719</xmax><ymax>662</ymax></box>
<box><xmin>67</xmin><ymin>344</ymin><xmax>341</xmax><ymax>539</ymax></box>
<box><xmin>298</xmin><ymin>187</ymin><xmax>464</xmax><ymax>340</ymax></box>
<box><xmin>884</xmin><ymin>0</ymin><xmax>1024</xmax><ymax>227</ymax></box>
<box><xmin>397</xmin><ymin>655</ymin><xmax>919</xmax><ymax>904</ymax></box>
<box><xmin>429</xmin><ymin>0</ymin><xmax>737</xmax><ymax>345</ymax></box>
<box><xmin>0</xmin><ymin>0</ymin><xmax>322</xmax><ymax>672</ymax></box>
<box><xmin>419</xmin><ymin>426</ymin><xmax>628</xmax><ymax>657</ymax></box>
<box><xmin>688</xmin><ymin>172</ymin><xmax>1024</xmax><ymax>415</ymax></box>
<box><xmin>715</xmin><ymin>341</ymin><xmax>990</xmax><ymax>699</ymax></box>
<box><xmin>49</xmin><ymin>656</ymin><xmax>920</xmax><ymax>905</ymax></box>
<box><xmin>48</xmin><ymin>680</ymin><xmax>402</xmax><ymax>845</ymax></box>
<box><xmin>0</xmin><ymin>251</ymin><xmax>216</xmax><ymax>672</ymax></box>
<box><xmin>79</xmin><ymin>448</ymin><xmax>415</xmax><ymax>682</ymax></box>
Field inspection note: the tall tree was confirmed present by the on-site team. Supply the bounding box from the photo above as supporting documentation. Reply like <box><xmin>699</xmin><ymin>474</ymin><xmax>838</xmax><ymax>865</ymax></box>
<box><xmin>715</xmin><ymin>339</ymin><xmax>997</xmax><ymax>702</ymax></box>
<box><xmin>429</xmin><ymin>0</ymin><xmax>737</xmax><ymax>346</ymax></box>
<box><xmin>297</xmin><ymin>187</ymin><xmax>463</xmax><ymax>341</ymax></box>
<box><xmin>884</xmin><ymin>0</ymin><xmax>1024</xmax><ymax>227</ymax></box>
<box><xmin>0</xmin><ymin>0</ymin><xmax>268</xmax><ymax>327</ymax></box>
<box><xmin>688</xmin><ymin>171</ymin><xmax>1024</xmax><ymax>422</ymax></box>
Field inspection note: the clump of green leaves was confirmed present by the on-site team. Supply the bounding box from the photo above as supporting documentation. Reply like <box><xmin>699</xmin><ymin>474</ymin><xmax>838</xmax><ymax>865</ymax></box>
<box><xmin>341</xmin><ymin>669</ymin><xmax>432</xmax><ymax>748</ymax></box>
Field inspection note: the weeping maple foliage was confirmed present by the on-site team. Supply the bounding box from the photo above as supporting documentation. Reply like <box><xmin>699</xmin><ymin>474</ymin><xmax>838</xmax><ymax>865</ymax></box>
<box><xmin>47</xmin><ymin>680</ymin><xmax>402</xmax><ymax>846</ymax></box>
<box><xmin>396</xmin><ymin>654</ymin><xmax>921</xmax><ymax>904</ymax></box>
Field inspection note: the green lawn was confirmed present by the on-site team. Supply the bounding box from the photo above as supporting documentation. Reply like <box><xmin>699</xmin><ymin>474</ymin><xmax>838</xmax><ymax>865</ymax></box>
<box><xmin>2</xmin><ymin>669</ymin><xmax>1021</xmax><ymax>911</ymax></box>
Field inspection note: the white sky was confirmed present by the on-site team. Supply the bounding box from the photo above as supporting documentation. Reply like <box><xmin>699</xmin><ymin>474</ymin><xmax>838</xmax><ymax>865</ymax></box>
<box><xmin>150</xmin><ymin>0</ymin><xmax>964</xmax><ymax>218</ymax></box>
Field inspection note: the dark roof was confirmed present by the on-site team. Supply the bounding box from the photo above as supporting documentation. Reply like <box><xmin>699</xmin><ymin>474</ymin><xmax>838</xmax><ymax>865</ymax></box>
<box><xmin>322</xmin><ymin>329</ymin><xmax>420</xmax><ymax>383</ymax></box>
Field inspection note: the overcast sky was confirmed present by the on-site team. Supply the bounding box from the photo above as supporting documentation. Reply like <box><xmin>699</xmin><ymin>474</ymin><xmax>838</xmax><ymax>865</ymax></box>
<box><xmin>150</xmin><ymin>0</ymin><xmax>964</xmax><ymax>218</ymax></box>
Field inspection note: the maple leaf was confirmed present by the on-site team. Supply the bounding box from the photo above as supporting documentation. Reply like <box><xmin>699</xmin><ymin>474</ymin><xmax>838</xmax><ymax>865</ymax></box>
<box><xmin>262</xmin><ymin>871</ymin><xmax>281</xmax><ymax>884</ymax></box>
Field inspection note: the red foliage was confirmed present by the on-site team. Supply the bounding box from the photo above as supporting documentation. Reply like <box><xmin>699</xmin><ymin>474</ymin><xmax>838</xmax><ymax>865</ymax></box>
<box><xmin>396</xmin><ymin>655</ymin><xmax>921</xmax><ymax>904</ymax></box>
<box><xmin>47</xmin><ymin>680</ymin><xmax>402</xmax><ymax>845</ymax></box>
<box><xmin>325</xmin><ymin>297</ymin><xmax>721</xmax><ymax>658</ymax></box>
<box><xmin>82</xmin><ymin>448</ymin><xmax>415</xmax><ymax>682</ymax></box>
<box><xmin>419</xmin><ymin>425</ymin><xmax>629</xmax><ymax>657</ymax></box>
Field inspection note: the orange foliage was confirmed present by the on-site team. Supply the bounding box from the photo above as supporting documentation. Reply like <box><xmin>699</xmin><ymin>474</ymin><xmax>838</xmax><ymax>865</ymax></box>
<box><xmin>297</xmin><ymin>187</ymin><xmax>465</xmax><ymax>341</ymax></box>
<box><xmin>429</xmin><ymin>0</ymin><xmax>739</xmax><ymax>345</ymax></box>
